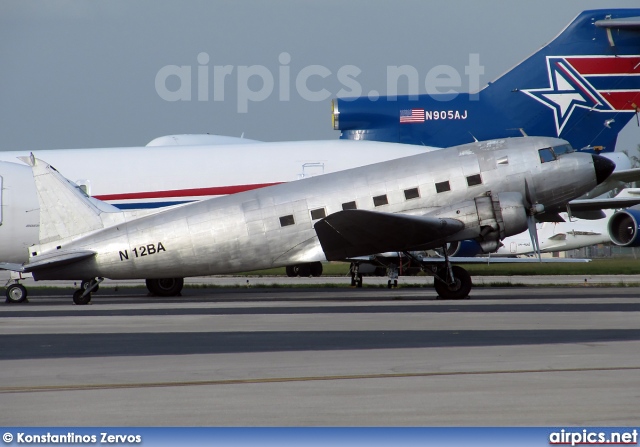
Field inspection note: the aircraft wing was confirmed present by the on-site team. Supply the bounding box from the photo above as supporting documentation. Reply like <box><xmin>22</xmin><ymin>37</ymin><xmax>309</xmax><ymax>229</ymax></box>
<box><xmin>347</xmin><ymin>254</ymin><xmax>590</xmax><ymax>264</ymax></box>
<box><xmin>605</xmin><ymin>168</ymin><xmax>640</xmax><ymax>184</ymax></box>
<box><xmin>439</xmin><ymin>257</ymin><xmax>591</xmax><ymax>264</ymax></box>
<box><xmin>567</xmin><ymin>197</ymin><xmax>640</xmax><ymax>212</ymax></box>
<box><xmin>0</xmin><ymin>249</ymin><xmax>96</xmax><ymax>273</ymax></box>
<box><xmin>314</xmin><ymin>210</ymin><xmax>464</xmax><ymax>261</ymax></box>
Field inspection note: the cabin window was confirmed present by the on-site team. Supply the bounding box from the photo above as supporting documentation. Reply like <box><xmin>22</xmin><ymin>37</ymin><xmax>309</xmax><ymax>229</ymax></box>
<box><xmin>538</xmin><ymin>148</ymin><xmax>556</xmax><ymax>163</ymax></box>
<box><xmin>279</xmin><ymin>215</ymin><xmax>295</xmax><ymax>227</ymax></box>
<box><xmin>435</xmin><ymin>181</ymin><xmax>451</xmax><ymax>193</ymax></box>
<box><xmin>342</xmin><ymin>201</ymin><xmax>357</xmax><ymax>210</ymax></box>
<box><xmin>310</xmin><ymin>208</ymin><xmax>326</xmax><ymax>220</ymax></box>
<box><xmin>404</xmin><ymin>187</ymin><xmax>420</xmax><ymax>200</ymax></box>
<box><xmin>553</xmin><ymin>144</ymin><xmax>574</xmax><ymax>156</ymax></box>
<box><xmin>373</xmin><ymin>194</ymin><xmax>389</xmax><ymax>207</ymax></box>
<box><xmin>466</xmin><ymin>174</ymin><xmax>482</xmax><ymax>187</ymax></box>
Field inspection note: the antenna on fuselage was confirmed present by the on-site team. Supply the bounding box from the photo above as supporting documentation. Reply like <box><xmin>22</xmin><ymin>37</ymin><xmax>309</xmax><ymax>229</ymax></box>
<box><xmin>507</xmin><ymin>128</ymin><xmax>528</xmax><ymax>137</ymax></box>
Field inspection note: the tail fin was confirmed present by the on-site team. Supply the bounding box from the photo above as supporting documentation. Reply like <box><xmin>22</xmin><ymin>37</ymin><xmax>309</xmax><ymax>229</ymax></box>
<box><xmin>21</xmin><ymin>154</ymin><xmax>123</xmax><ymax>245</ymax></box>
<box><xmin>335</xmin><ymin>9</ymin><xmax>640</xmax><ymax>152</ymax></box>
<box><xmin>490</xmin><ymin>9</ymin><xmax>640</xmax><ymax>151</ymax></box>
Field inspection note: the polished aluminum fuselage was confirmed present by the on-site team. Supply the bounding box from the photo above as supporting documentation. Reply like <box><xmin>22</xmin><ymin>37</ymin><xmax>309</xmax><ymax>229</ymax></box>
<box><xmin>33</xmin><ymin>137</ymin><xmax>598</xmax><ymax>280</ymax></box>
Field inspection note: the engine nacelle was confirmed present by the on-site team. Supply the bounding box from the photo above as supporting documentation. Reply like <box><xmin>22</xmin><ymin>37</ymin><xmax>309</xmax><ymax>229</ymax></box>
<box><xmin>429</xmin><ymin>192</ymin><xmax>528</xmax><ymax>254</ymax></box>
<box><xmin>445</xmin><ymin>240</ymin><xmax>485</xmax><ymax>257</ymax></box>
<box><xmin>0</xmin><ymin>161</ymin><xmax>40</xmax><ymax>263</ymax></box>
<box><xmin>608</xmin><ymin>209</ymin><xmax>640</xmax><ymax>247</ymax></box>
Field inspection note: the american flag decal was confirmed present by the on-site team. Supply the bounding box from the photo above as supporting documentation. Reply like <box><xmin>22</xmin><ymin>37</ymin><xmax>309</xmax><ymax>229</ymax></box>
<box><xmin>399</xmin><ymin>109</ymin><xmax>425</xmax><ymax>123</ymax></box>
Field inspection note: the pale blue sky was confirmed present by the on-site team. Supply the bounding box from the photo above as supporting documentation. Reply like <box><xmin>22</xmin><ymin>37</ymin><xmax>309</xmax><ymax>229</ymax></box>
<box><xmin>1</xmin><ymin>0</ymin><xmax>639</xmax><ymax>151</ymax></box>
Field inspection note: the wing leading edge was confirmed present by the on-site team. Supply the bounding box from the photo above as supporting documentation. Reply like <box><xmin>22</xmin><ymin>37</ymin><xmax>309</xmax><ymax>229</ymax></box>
<box><xmin>314</xmin><ymin>210</ymin><xmax>464</xmax><ymax>261</ymax></box>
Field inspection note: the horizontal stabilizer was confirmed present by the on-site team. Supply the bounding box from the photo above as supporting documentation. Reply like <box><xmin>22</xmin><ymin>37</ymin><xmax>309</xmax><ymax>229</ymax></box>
<box><xmin>314</xmin><ymin>210</ymin><xmax>464</xmax><ymax>260</ymax></box>
<box><xmin>1</xmin><ymin>249</ymin><xmax>96</xmax><ymax>273</ymax></box>
<box><xmin>596</xmin><ymin>16</ymin><xmax>640</xmax><ymax>30</ymax></box>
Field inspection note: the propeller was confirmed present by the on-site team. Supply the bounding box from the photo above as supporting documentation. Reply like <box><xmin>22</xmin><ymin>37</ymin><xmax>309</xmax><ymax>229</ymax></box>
<box><xmin>524</xmin><ymin>178</ymin><xmax>544</xmax><ymax>261</ymax></box>
<box><xmin>527</xmin><ymin>215</ymin><xmax>541</xmax><ymax>261</ymax></box>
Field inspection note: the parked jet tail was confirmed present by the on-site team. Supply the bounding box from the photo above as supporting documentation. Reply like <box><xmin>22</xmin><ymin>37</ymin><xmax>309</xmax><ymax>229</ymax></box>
<box><xmin>333</xmin><ymin>9</ymin><xmax>640</xmax><ymax>153</ymax></box>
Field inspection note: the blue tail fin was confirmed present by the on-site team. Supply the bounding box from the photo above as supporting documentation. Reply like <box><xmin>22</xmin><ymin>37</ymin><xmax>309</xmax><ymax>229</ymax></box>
<box><xmin>334</xmin><ymin>9</ymin><xmax>640</xmax><ymax>152</ymax></box>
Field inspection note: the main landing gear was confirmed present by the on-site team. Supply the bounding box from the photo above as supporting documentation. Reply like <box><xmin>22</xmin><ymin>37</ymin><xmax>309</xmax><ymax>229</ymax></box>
<box><xmin>432</xmin><ymin>265</ymin><xmax>472</xmax><ymax>300</ymax></box>
<box><xmin>285</xmin><ymin>262</ymin><xmax>323</xmax><ymax>277</ymax></box>
<box><xmin>428</xmin><ymin>246</ymin><xmax>472</xmax><ymax>299</ymax></box>
<box><xmin>349</xmin><ymin>247</ymin><xmax>473</xmax><ymax>299</ymax></box>
<box><xmin>145</xmin><ymin>278</ymin><xmax>184</xmax><ymax>297</ymax></box>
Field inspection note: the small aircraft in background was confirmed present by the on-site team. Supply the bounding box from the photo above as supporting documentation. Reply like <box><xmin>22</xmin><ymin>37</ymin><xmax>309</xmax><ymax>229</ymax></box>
<box><xmin>333</xmin><ymin>9</ymin><xmax>640</xmax><ymax>154</ymax></box>
<box><xmin>0</xmin><ymin>137</ymin><xmax>618</xmax><ymax>304</ymax></box>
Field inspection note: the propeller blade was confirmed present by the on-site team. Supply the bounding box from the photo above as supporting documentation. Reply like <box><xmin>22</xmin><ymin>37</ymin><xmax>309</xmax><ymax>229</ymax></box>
<box><xmin>524</xmin><ymin>178</ymin><xmax>537</xmax><ymax>208</ymax></box>
<box><xmin>527</xmin><ymin>215</ymin><xmax>542</xmax><ymax>262</ymax></box>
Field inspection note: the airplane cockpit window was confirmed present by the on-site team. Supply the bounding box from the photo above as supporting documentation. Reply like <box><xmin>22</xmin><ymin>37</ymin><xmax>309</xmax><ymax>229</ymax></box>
<box><xmin>552</xmin><ymin>144</ymin><xmax>574</xmax><ymax>156</ymax></box>
<box><xmin>538</xmin><ymin>148</ymin><xmax>556</xmax><ymax>163</ymax></box>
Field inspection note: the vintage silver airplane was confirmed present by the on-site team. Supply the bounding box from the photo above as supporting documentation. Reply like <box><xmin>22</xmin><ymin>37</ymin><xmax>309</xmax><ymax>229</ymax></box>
<box><xmin>1</xmin><ymin>136</ymin><xmax>616</xmax><ymax>304</ymax></box>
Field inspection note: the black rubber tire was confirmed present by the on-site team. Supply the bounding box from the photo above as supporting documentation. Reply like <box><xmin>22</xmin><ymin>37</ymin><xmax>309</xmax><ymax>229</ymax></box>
<box><xmin>434</xmin><ymin>265</ymin><xmax>472</xmax><ymax>300</ymax></box>
<box><xmin>146</xmin><ymin>278</ymin><xmax>184</xmax><ymax>297</ymax></box>
<box><xmin>296</xmin><ymin>263</ymin><xmax>311</xmax><ymax>277</ymax></box>
<box><xmin>309</xmin><ymin>262</ymin><xmax>323</xmax><ymax>277</ymax></box>
<box><xmin>285</xmin><ymin>265</ymin><xmax>296</xmax><ymax>277</ymax></box>
<box><xmin>72</xmin><ymin>289</ymin><xmax>91</xmax><ymax>305</ymax></box>
<box><xmin>6</xmin><ymin>284</ymin><xmax>28</xmax><ymax>303</ymax></box>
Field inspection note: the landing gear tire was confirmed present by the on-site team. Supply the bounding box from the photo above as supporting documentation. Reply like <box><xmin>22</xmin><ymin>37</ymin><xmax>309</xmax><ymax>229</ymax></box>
<box><xmin>285</xmin><ymin>265</ymin><xmax>296</xmax><ymax>277</ymax></box>
<box><xmin>81</xmin><ymin>279</ymin><xmax>99</xmax><ymax>293</ymax></box>
<box><xmin>6</xmin><ymin>284</ymin><xmax>28</xmax><ymax>303</ymax></box>
<box><xmin>296</xmin><ymin>263</ymin><xmax>311</xmax><ymax>277</ymax></box>
<box><xmin>434</xmin><ymin>266</ymin><xmax>472</xmax><ymax>300</ymax></box>
<box><xmin>309</xmin><ymin>262</ymin><xmax>323</xmax><ymax>277</ymax></box>
<box><xmin>72</xmin><ymin>289</ymin><xmax>91</xmax><ymax>305</ymax></box>
<box><xmin>146</xmin><ymin>278</ymin><xmax>184</xmax><ymax>297</ymax></box>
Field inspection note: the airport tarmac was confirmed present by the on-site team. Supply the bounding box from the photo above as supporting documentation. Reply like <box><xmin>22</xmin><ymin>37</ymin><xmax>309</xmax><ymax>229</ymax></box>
<box><xmin>1</xmin><ymin>285</ymin><xmax>640</xmax><ymax>426</ymax></box>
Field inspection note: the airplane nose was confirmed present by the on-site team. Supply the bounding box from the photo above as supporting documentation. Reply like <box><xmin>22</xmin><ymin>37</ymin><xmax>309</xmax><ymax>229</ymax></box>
<box><xmin>592</xmin><ymin>154</ymin><xmax>615</xmax><ymax>185</ymax></box>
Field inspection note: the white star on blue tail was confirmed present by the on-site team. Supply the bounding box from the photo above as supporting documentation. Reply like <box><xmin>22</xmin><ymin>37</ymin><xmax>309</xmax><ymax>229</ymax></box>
<box><xmin>522</xmin><ymin>57</ymin><xmax>610</xmax><ymax>135</ymax></box>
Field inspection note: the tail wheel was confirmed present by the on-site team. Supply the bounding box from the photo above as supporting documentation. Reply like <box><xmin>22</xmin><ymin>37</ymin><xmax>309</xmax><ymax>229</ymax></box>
<box><xmin>146</xmin><ymin>278</ymin><xmax>184</xmax><ymax>297</ymax></box>
<box><xmin>6</xmin><ymin>284</ymin><xmax>28</xmax><ymax>303</ymax></box>
<box><xmin>72</xmin><ymin>289</ymin><xmax>91</xmax><ymax>305</ymax></box>
<box><xmin>434</xmin><ymin>266</ymin><xmax>472</xmax><ymax>300</ymax></box>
